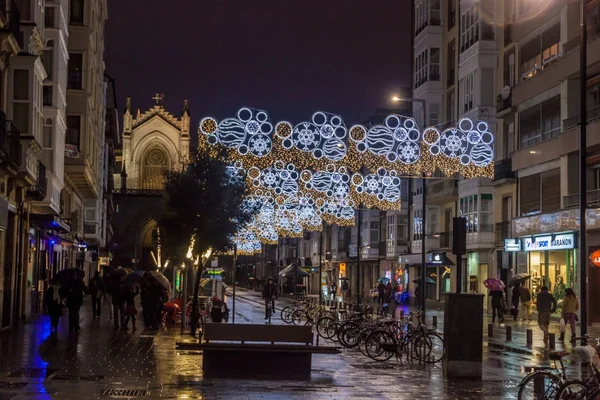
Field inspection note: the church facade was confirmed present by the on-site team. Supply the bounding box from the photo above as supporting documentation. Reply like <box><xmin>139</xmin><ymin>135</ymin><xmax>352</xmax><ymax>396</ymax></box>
<box><xmin>111</xmin><ymin>97</ymin><xmax>191</xmax><ymax>269</ymax></box>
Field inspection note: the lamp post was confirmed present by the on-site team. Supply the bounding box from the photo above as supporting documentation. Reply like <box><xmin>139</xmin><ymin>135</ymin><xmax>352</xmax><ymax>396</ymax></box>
<box><xmin>392</xmin><ymin>96</ymin><xmax>428</xmax><ymax>317</ymax></box>
<box><xmin>579</xmin><ymin>0</ymin><xmax>588</xmax><ymax>337</ymax></box>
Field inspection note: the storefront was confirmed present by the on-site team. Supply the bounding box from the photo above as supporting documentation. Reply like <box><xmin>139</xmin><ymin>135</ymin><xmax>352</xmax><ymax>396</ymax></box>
<box><xmin>505</xmin><ymin>232</ymin><xmax>577</xmax><ymax>313</ymax></box>
<box><xmin>401</xmin><ymin>252</ymin><xmax>454</xmax><ymax>302</ymax></box>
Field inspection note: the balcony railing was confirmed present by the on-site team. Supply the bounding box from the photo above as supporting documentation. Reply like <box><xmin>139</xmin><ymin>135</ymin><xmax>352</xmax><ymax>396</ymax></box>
<box><xmin>497</xmin><ymin>93</ymin><xmax>512</xmax><ymax>113</ymax></box>
<box><xmin>113</xmin><ymin>188</ymin><xmax>163</xmax><ymax>196</ymax></box>
<box><xmin>495</xmin><ymin>221</ymin><xmax>512</xmax><ymax>246</ymax></box>
<box><xmin>492</xmin><ymin>158</ymin><xmax>516</xmax><ymax>181</ymax></box>
<box><xmin>562</xmin><ymin>105</ymin><xmax>600</xmax><ymax>131</ymax></box>
<box><xmin>27</xmin><ymin>161</ymin><xmax>47</xmax><ymax>201</ymax></box>
<box><xmin>563</xmin><ymin>189</ymin><xmax>600</xmax><ymax>209</ymax></box>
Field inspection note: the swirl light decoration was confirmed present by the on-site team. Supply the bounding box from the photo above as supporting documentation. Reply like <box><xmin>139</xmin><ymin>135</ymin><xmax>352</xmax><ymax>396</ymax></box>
<box><xmin>200</xmin><ymin>108</ymin><xmax>495</xmax><ymax>252</ymax></box>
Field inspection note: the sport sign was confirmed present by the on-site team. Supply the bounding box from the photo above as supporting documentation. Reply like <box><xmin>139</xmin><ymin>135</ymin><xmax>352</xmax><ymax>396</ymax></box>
<box><xmin>523</xmin><ymin>233</ymin><xmax>575</xmax><ymax>251</ymax></box>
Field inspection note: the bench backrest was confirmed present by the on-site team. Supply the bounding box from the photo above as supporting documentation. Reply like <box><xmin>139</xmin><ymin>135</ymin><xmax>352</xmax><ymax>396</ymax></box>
<box><xmin>204</xmin><ymin>323</ymin><xmax>313</xmax><ymax>344</ymax></box>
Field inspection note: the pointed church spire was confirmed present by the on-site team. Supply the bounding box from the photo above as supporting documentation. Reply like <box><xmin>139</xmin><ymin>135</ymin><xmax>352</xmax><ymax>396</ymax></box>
<box><xmin>120</xmin><ymin>162</ymin><xmax>127</xmax><ymax>193</ymax></box>
<box><xmin>182</xmin><ymin>100</ymin><xmax>190</xmax><ymax>117</ymax></box>
<box><xmin>124</xmin><ymin>97</ymin><xmax>132</xmax><ymax>114</ymax></box>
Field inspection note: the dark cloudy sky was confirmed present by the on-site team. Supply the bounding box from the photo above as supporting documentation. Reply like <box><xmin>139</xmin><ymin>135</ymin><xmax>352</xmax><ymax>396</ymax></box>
<box><xmin>105</xmin><ymin>0</ymin><xmax>412</xmax><ymax>126</ymax></box>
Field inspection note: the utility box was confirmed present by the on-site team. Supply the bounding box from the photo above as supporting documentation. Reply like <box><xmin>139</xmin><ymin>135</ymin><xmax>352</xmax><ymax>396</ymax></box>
<box><xmin>443</xmin><ymin>293</ymin><xmax>484</xmax><ymax>379</ymax></box>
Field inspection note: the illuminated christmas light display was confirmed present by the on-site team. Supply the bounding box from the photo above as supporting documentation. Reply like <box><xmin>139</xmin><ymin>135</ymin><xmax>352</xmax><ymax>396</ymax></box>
<box><xmin>200</xmin><ymin>108</ymin><xmax>495</xmax><ymax>252</ymax></box>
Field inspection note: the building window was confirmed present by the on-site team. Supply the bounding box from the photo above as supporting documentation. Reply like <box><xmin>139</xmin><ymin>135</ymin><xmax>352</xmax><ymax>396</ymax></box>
<box><xmin>42</xmin><ymin>49</ymin><xmax>53</xmax><ymax>80</ymax></box>
<box><xmin>397</xmin><ymin>216</ymin><xmax>408</xmax><ymax>244</ymax></box>
<box><xmin>519</xmin><ymin>95</ymin><xmax>561</xmax><ymax>148</ymax></box>
<box><xmin>45</xmin><ymin>6</ymin><xmax>55</xmax><ymax>27</ymax></box>
<box><xmin>415</xmin><ymin>48</ymin><xmax>440</xmax><ymax>89</ymax></box>
<box><xmin>142</xmin><ymin>147</ymin><xmax>169</xmax><ymax>190</ymax></box>
<box><xmin>43</xmin><ymin>85</ymin><xmax>53</xmax><ymax>106</ymax></box>
<box><xmin>415</xmin><ymin>0</ymin><xmax>441</xmax><ymax>36</ymax></box>
<box><xmin>68</xmin><ymin>53</ymin><xmax>83</xmax><ymax>89</ymax></box>
<box><xmin>519</xmin><ymin>169</ymin><xmax>561</xmax><ymax>216</ymax></box>
<box><xmin>448</xmin><ymin>0</ymin><xmax>456</xmax><ymax>30</ymax></box>
<box><xmin>42</xmin><ymin>118</ymin><xmax>53</xmax><ymax>149</ymax></box>
<box><xmin>460</xmin><ymin>2</ymin><xmax>479</xmax><ymax>53</ymax></box>
<box><xmin>17</xmin><ymin>0</ymin><xmax>31</xmax><ymax>20</ymax></box>
<box><xmin>460</xmin><ymin>195</ymin><xmax>479</xmax><ymax>233</ymax></box>
<box><xmin>66</xmin><ymin>115</ymin><xmax>81</xmax><ymax>150</ymax></box>
<box><xmin>12</xmin><ymin>69</ymin><xmax>29</xmax><ymax>134</ymax></box>
<box><xmin>70</xmin><ymin>0</ymin><xmax>84</xmax><ymax>25</ymax></box>
<box><xmin>429</xmin><ymin>103</ymin><xmax>440</xmax><ymax>127</ymax></box>
<box><xmin>462</xmin><ymin>72</ymin><xmax>474</xmax><ymax>113</ymax></box>
<box><xmin>370</xmin><ymin>221</ymin><xmax>380</xmax><ymax>245</ymax></box>
<box><xmin>427</xmin><ymin>207</ymin><xmax>438</xmax><ymax>235</ymax></box>
<box><xmin>446</xmin><ymin>40</ymin><xmax>455</xmax><ymax>87</ymax></box>
<box><xmin>413</xmin><ymin>209</ymin><xmax>423</xmax><ymax>240</ymax></box>
<box><xmin>520</xmin><ymin>24</ymin><xmax>560</xmax><ymax>81</ymax></box>
<box><xmin>429</xmin><ymin>47</ymin><xmax>440</xmax><ymax>81</ymax></box>
<box><xmin>479</xmin><ymin>194</ymin><xmax>493</xmax><ymax>232</ymax></box>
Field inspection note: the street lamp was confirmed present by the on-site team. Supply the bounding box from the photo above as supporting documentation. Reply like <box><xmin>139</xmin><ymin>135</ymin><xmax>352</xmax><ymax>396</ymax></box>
<box><xmin>391</xmin><ymin>96</ymin><xmax>428</xmax><ymax>317</ymax></box>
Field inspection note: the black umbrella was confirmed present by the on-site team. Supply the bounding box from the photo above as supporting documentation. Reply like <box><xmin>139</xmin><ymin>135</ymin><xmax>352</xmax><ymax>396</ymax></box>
<box><xmin>507</xmin><ymin>273</ymin><xmax>531</xmax><ymax>287</ymax></box>
<box><xmin>55</xmin><ymin>268</ymin><xmax>84</xmax><ymax>286</ymax></box>
<box><xmin>412</xmin><ymin>277</ymin><xmax>435</xmax><ymax>285</ymax></box>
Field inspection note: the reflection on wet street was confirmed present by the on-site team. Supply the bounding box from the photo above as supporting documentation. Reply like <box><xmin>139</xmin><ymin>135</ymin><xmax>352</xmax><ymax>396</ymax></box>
<box><xmin>0</xmin><ymin>288</ymin><xmax>583</xmax><ymax>399</ymax></box>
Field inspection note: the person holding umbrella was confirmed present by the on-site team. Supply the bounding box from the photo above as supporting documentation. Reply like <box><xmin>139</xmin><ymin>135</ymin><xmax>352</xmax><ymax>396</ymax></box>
<box><xmin>45</xmin><ymin>277</ymin><xmax>63</xmax><ymax>334</ymax></box>
<box><xmin>484</xmin><ymin>278</ymin><xmax>505</xmax><ymax>324</ymax></box>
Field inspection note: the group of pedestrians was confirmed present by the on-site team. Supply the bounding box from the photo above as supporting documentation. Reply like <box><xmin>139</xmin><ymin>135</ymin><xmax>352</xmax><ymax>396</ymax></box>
<box><xmin>44</xmin><ymin>268</ymin><xmax>168</xmax><ymax>334</ymax></box>
<box><xmin>489</xmin><ymin>281</ymin><xmax>580</xmax><ymax>347</ymax></box>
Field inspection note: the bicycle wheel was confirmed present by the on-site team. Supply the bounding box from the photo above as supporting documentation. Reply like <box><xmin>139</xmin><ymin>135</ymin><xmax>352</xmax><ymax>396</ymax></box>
<box><xmin>328</xmin><ymin>322</ymin><xmax>341</xmax><ymax>342</ymax></box>
<box><xmin>518</xmin><ymin>371</ymin><xmax>562</xmax><ymax>400</ymax></box>
<box><xmin>337</xmin><ymin>321</ymin><xmax>357</xmax><ymax>345</ymax></box>
<box><xmin>556</xmin><ymin>380</ymin><xmax>592</xmax><ymax>400</ymax></box>
<box><xmin>423</xmin><ymin>333</ymin><xmax>444</xmax><ymax>364</ymax></box>
<box><xmin>410</xmin><ymin>331</ymin><xmax>432</xmax><ymax>362</ymax></box>
<box><xmin>587</xmin><ymin>388</ymin><xmax>600</xmax><ymax>400</ymax></box>
<box><xmin>317</xmin><ymin>316</ymin><xmax>335</xmax><ymax>339</ymax></box>
<box><xmin>280</xmin><ymin>307</ymin><xmax>293</xmax><ymax>324</ymax></box>
<box><xmin>357</xmin><ymin>327</ymin><xmax>376</xmax><ymax>357</ymax></box>
<box><xmin>292</xmin><ymin>309</ymin><xmax>309</xmax><ymax>326</ymax></box>
<box><xmin>365</xmin><ymin>329</ymin><xmax>396</xmax><ymax>362</ymax></box>
<box><xmin>341</xmin><ymin>324</ymin><xmax>361</xmax><ymax>348</ymax></box>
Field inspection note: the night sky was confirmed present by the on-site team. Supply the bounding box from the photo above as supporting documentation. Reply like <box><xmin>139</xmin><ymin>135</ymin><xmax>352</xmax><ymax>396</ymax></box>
<box><xmin>104</xmin><ymin>0</ymin><xmax>412</xmax><ymax>128</ymax></box>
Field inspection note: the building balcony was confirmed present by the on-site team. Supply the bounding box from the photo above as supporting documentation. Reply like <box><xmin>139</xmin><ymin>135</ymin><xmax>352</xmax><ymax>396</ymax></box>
<box><xmin>466</xmin><ymin>224</ymin><xmax>495</xmax><ymax>250</ymax></box>
<box><xmin>496</xmin><ymin>93</ymin><xmax>516</xmax><ymax>117</ymax></box>
<box><xmin>426</xmin><ymin>179</ymin><xmax>457</xmax><ymax>204</ymax></box>
<box><xmin>512</xmin><ymin>110</ymin><xmax>600</xmax><ymax>171</ymax></box>
<box><xmin>511</xmin><ymin>33</ymin><xmax>600</xmax><ymax>106</ymax></box>
<box><xmin>411</xmin><ymin>236</ymin><xmax>440</xmax><ymax>254</ymax></box>
<box><xmin>18</xmin><ymin>136</ymin><xmax>42</xmax><ymax>186</ymax></box>
<box><xmin>65</xmin><ymin>156</ymin><xmax>99</xmax><ymax>199</ymax></box>
<box><xmin>26</xmin><ymin>160</ymin><xmax>47</xmax><ymax>201</ymax></box>
<box><xmin>495</xmin><ymin>221</ymin><xmax>513</xmax><ymax>247</ymax></box>
<box><xmin>386</xmin><ymin>238</ymin><xmax>409</xmax><ymax>258</ymax></box>
<box><xmin>492</xmin><ymin>158</ymin><xmax>516</xmax><ymax>184</ymax></box>
<box><xmin>562</xmin><ymin>105</ymin><xmax>600</xmax><ymax>132</ymax></box>
<box><xmin>436</xmin><ymin>231</ymin><xmax>453</xmax><ymax>249</ymax></box>
<box><xmin>0</xmin><ymin>116</ymin><xmax>20</xmax><ymax>174</ymax></box>
<box><xmin>563</xmin><ymin>189</ymin><xmax>600</xmax><ymax>209</ymax></box>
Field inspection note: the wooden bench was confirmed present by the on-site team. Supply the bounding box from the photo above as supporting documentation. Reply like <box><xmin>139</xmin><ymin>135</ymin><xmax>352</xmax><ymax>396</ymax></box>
<box><xmin>176</xmin><ymin>323</ymin><xmax>340</xmax><ymax>379</ymax></box>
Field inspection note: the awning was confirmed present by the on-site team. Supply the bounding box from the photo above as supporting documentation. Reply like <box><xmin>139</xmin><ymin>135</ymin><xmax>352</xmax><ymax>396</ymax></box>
<box><xmin>400</xmin><ymin>252</ymin><xmax>455</xmax><ymax>267</ymax></box>
<box><xmin>30</xmin><ymin>214</ymin><xmax>71</xmax><ymax>234</ymax></box>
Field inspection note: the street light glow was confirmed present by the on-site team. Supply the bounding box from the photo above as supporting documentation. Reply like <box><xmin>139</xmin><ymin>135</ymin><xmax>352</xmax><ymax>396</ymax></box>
<box><xmin>392</xmin><ymin>96</ymin><xmax>401</xmax><ymax>101</ymax></box>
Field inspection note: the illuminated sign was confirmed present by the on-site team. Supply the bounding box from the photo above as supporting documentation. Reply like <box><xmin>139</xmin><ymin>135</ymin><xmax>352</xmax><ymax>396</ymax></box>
<box><xmin>504</xmin><ymin>239</ymin><xmax>521</xmax><ymax>252</ymax></box>
<box><xmin>523</xmin><ymin>234</ymin><xmax>575</xmax><ymax>251</ymax></box>
<box><xmin>99</xmin><ymin>257</ymin><xmax>110</xmax><ymax>266</ymax></box>
<box><xmin>590</xmin><ymin>249</ymin><xmax>600</xmax><ymax>267</ymax></box>
<box><xmin>430</xmin><ymin>252</ymin><xmax>444</xmax><ymax>264</ymax></box>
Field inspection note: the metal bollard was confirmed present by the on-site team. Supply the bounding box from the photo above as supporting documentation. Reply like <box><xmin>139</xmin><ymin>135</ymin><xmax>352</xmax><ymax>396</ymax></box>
<box><xmin>549</xmin><ymin>333</ymin><xmax>556</xmax><ymax>349</ymax></box>
<box><xmin>488</xmin><ymin>323</ymin><xmax>494</xmax><ymax>338</ymax></box>
<box><xmin>432</xmin><ymin>315</ymin><xmax>438</xmax><ymax>329</ymax></box>
<box><xmin>526</xmin><ymin>329</ymin><xmax>533</xmax><ymax>346</ymax></box>
<box><xmin>506</xmin><ymin>326</ymin><xmax>512</xmax><ymax>341</ymax></box>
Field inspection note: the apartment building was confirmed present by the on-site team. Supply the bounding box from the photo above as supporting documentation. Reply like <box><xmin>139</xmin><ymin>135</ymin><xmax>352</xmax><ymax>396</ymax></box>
<box><xmin>412</xmin><ymin>0</ymin><xmax>499</xmax><ymax>305</ymax></box>
<box><xmin>493</xmin><ymin>0</ymin><xmax>600</xmax><ymax>322</ymax></box>
<box><xmin>410</xmin><ymin>0</ymin><xmax>600</xmax><ymax>321</ymax></box>
<box><xmin>65</xmin><ymin>0</ymin><xmax>107</xmax><ymax>280</ymax></box>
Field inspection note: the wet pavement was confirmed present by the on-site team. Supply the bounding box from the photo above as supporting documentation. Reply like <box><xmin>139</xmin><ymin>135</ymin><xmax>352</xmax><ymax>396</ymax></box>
<box><xmin>0</xmin><ymin>288</ymin><xmax>594</xmax><ymax>399</ymax></box>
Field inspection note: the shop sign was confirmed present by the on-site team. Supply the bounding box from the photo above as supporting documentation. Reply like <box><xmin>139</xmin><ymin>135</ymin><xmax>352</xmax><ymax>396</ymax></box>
<box><xmin>504</xmin><ymin>239</ymin><xmax>521</xmax><ymax>252</ymax></box>
<box><xmin>590</xmin><ymin>250</ymin><xmax>600</xmax><ymax>267</ymax></box>
<box><xmin>99</xmin><ymin>256</ymin><xmax>110</xmax><ymax>266</ymax></box>
<box><xmin>430</xmin><ymin>252</ymin><xmax>444</xmax><ymax>264</ymax></box>
<box><xmin>523</xmin><ymin>233</ymin><xmax>575</xmax><ymax>251</ymax></box>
